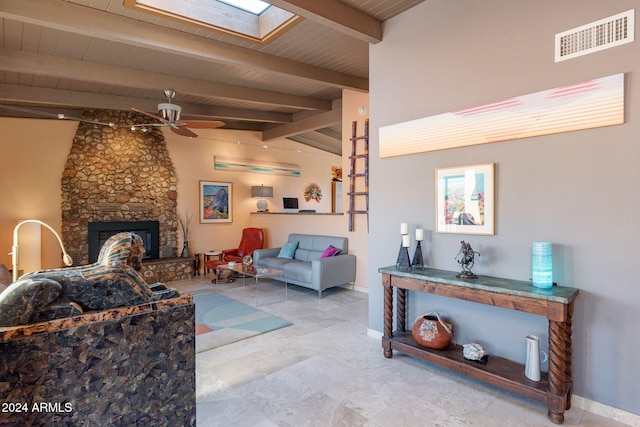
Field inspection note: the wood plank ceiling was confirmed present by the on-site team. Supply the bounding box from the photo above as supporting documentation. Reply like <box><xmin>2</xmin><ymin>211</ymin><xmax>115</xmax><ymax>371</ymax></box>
<box><xmin>0</xmin><ymin>0</ymin><xmax>423</xmax><ymax>155</ymax></box>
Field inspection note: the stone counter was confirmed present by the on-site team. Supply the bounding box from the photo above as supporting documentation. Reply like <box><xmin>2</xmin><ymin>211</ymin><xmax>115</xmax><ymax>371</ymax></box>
<box><xmin>0</xmin><ymin>294</ymin><xmax>195</xmax><ymax>426</ymax></box>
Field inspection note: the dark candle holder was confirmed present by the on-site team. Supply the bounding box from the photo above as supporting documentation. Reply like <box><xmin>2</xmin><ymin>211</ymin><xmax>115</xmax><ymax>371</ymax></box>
<box><xmin>412</xmin><ymin>241</ymin><xmax>424</xmax><ymax>270</ymax></box>
<box><xmin>396</xmin><ymin>241</ymin><xmax>412</xmax><ymax>271</ymax></box>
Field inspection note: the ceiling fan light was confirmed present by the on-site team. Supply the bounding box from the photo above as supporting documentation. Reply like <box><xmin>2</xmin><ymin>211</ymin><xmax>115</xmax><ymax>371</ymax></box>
<box><xmin>158</xmin><ymin>102</ymin><xmax>181</xmax><ymax>122</ymax></box>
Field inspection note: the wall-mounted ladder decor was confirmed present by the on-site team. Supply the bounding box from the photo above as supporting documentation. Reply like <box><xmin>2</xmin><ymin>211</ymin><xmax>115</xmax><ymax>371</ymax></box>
<box><xmin>348</xmin><ymin>119</ymin><xmax>369</xmax><ymax>232</ymax></box>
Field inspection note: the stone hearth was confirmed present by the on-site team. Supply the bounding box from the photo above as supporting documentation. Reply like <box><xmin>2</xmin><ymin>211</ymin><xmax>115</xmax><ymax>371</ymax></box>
<box><xmin>61</xmin><ymin>110</ymin><xmax>179</xmax><ymax>265</ymax></box>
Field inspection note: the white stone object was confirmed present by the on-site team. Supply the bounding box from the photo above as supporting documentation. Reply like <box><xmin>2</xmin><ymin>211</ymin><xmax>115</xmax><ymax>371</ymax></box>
<box><xmin>462</xmin><ymin>343</ymin><xmax>487</xmax><ymax>361</ymax></box>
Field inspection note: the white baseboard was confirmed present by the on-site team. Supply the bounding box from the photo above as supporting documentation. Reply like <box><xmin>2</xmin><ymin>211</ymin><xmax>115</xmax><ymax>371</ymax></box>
<box><xmin>366</xmin><ymin>329</ymin><xmax>639</xmax><ymax>425</ymax></box>
<box><xmin>340</xmin><ymin>284</ymin><xmax>369</xmax><ymax>294</ymax></box>
<box><xmin>367</xmin><ymin>328</ymin><xmax>382</xmax><ymax>339</ymax></box>
<box><xmin>571</xmin><ymin>395</ymin><xmax>639</xmax><ymax>426</ymax></box>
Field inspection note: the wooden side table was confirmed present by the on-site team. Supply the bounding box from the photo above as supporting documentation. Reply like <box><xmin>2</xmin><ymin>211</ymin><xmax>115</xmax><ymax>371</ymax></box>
<box><xmin>379</xmin><ymin>266</ymin><xmax>579</xmax><ymax>424</ymax></box>
<box><xmin>193</xmin><ymin>254</ymin><xmax>201</xmax><ymax>276</ymax></box>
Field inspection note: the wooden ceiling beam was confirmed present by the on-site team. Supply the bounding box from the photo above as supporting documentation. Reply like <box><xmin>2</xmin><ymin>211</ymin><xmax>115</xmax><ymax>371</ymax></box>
<box><xmin>0</xmin><ymin>0</ymin><xmax>368</xmax><ymax>91</ymax></box>
<box><xmin>0</xmin><ymin>48</ymin><xmax>331</xmax><ymax>111</ymax></box>
<box><xmin>0</xmin><ymin>84</ymin><xmax>293</xmax><ymax>124</ymax></box>
<box><xmin>262</xmin><ymin>108</ymin><xmax>342</xmax><ymax>141</ymax></box>
<box><xmin>314</xmin><ymin>127</ymin><xmax>342</xmax><ymax>141</ymax></box>
<box><xmin>287</xmin><ymin>134</ymin><xmax>341</xmax><ymax>156</ymax></box>
<box><xmin>268</xmin><ymin>0</ymin><xmax>383</xmax><ymax>43</ymax></box>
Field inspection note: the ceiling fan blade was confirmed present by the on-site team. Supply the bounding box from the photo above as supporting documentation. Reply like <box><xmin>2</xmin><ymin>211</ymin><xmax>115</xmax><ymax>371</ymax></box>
<box><xmin>171</xmin><ymin>126</ymin><xmax>198</xmax><ymax>138</ymax></box>
<box><xmin>127</xmin><ymin>123</ymin><xmax>167</xmax><ymax>128</ymax></box>
<box><xmin>132</xmin><ymin>107</ymin><xmax>169</xmax><ymax>124</ymax></box>
<box><xmin>182</xmin><ymin>120</ymin><xmax>225</xmax><ymax>129</ymax></box>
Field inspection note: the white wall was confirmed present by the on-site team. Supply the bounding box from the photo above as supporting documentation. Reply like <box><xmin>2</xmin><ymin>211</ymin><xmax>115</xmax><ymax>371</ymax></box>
<box><xmin>0</xmin><ymin>118</ymin><xmax>76</xmax><ymax>269</ymax></box>
<box><xmin>369</xmin><ymin>0</ymin><xmax>639</xmax><ymax>415</ymax></box>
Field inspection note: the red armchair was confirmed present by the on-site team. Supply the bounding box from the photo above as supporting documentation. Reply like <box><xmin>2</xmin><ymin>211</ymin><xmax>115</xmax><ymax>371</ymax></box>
<box><xmin>220</xmin><ymin>227</ymin><xmax>265</xmax><ymax>262</ymax></box>
<box><xmin>204</xmin><ymin>228</ymin><xmax>264</xmax><ymax>274</ymax></box>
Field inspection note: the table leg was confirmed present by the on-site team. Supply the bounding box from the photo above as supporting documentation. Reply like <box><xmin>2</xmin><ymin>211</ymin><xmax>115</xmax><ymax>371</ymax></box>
<box><xmin>255</xmin><ymin>276</ymin><xmax>259</xmax><ymax>306</ymax></box>
<box><xmin>397</xmin><ymin>288</ymin><xmax>407</xmax><ymax>332</ymax></box>
<box><xmin>255</xmin><ymin>276</ymin><xmax>287</xmax><ymax>307</ymax></box>
<box><xmin>564</xmin><ymin>302</ymin><xmax>574</xmax><ymax>410</ymax></box>
<box><xmin>547</xmin><ymin>307</ymin><xmax>573</xmax><ymax>425</ymax></box>
<box><xmin>383</xmin><ymin>280</ymin><xmax>393</xmax><ymax>358</ymax></box>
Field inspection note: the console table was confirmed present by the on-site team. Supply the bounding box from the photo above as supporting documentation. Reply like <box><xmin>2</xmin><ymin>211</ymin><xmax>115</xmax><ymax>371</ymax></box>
<box><xmin>379</xmin><ymin>266</ymin><xmax>579</xmax><ymax>424</ymax></box>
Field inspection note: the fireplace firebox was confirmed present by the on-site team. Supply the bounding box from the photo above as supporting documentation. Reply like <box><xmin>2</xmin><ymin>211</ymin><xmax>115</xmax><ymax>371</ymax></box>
<box><xmin>88</xmin><ymin>221</ymin><xmax>160</xmax><ymax>263</ymax></box>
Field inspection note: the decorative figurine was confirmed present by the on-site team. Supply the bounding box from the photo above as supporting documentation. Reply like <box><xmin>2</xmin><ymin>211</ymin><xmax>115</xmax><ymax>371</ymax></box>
<box><xmin>0</xmin><ymin>232</ymin><xmax>179</xmax><ymax>327</ymax></box>
<box><xmin>455</xmin><ymin>240</ymin><xmax>480</xmax><ymax>279</ymax></box>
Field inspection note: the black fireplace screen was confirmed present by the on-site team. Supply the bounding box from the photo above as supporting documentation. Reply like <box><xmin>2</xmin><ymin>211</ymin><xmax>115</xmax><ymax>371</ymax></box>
<box><xmin>88</xmin><ymin>221</ymin><xmax>160</xmax><ymax>263</ymax></box>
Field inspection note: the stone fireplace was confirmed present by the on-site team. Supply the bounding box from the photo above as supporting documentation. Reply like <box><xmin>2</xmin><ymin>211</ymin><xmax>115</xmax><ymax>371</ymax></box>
<box><xmin>61</xmin><ymin>110</ymin><xmax>180</xmax><ymax>269</ymax></box>
<box><xmin>87</xmin><ymin>220</ymin><xmax>160</xmax><ymax>263</ymax></box>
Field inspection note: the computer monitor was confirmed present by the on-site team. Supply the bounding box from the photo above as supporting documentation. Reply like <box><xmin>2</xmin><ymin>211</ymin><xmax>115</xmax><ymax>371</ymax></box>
<box><xmin>283</xmin><ymin>197</ymin><xmax>299</xmax><ymax>212</ymax></box>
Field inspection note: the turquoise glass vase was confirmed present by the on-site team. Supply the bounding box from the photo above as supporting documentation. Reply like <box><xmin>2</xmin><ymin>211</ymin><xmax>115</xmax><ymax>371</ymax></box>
<box><xmin>532</xmin><ymin>242</ymin><xmax>553</xmax><ymax>288</ymax></box>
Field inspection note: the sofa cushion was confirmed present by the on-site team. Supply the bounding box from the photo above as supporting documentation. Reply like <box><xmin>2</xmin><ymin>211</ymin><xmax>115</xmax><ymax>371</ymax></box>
<box><xmin>320</xmin><ymin>245</ymin><xmax>341</xmax><ymax>258</ymax></box>
<box><xmin>257</xmin><ymin>256</ymin><xmax>295</xmax><ymax>270</ymax></box>
<box><xmin>288</xmin><ymin>234</ymin><xmax>348</xmax><ymax>253</ymax></box>
<box><xmin>277</xmin><ymin>241</ymin><xmax>298</xmax><ymax>259</ymax></box>
<box><xmin>283</xmin><ymin>261</ymin><xmax>312</xmax><ymax>284</ymax></box>
<box><xmin>294</xmin><ymin>248</ymin><xmax>317</xmax><ymax>262</ymax></box>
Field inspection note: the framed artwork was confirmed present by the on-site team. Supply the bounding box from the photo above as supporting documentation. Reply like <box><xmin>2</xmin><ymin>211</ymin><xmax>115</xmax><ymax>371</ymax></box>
<box><xmin>199</xmin><ymin>181</ymin><xmax>232</xmax><ymax>223</ymax></box>
<box><xmin>436</xmin><ymin>163</ymin><xmax>494</xmax><ymax>235</ymax></box>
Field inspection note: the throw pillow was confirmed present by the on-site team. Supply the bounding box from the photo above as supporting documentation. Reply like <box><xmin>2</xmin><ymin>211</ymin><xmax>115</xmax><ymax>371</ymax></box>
<box><xmin>277</xmin><ymin>241</ymin><xmax>298</xmax><ymax>259</ymax></box>
<box><xmin>320</xmin><ymin>245</ymin><xmax>341</xmax><ymax>258</ymax></box>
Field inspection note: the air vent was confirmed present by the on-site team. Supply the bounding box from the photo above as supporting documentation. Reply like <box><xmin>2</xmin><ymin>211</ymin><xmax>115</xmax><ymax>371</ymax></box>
<box><xmin>555</xmin><ymin>9</ymin><xmax>634</xmax><ymax>62</ymax></box>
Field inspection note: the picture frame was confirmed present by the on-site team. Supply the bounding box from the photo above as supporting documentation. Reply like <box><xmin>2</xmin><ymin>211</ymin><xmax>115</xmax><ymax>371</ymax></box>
<box><xmin>199</xmin><ymin>181</ymin><xmax>232</xmax><ymax>223</ymax></box>
<box><xmin>435</xmin><ymin>163</ymin><xmax>495</xmax><ymax>235</ymax></box>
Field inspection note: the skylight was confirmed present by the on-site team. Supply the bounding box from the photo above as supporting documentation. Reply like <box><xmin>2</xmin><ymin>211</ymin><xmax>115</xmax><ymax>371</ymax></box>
<box><xmin>218</xmin><ymin>0</ymin><xmax>270</xmax><ymax>15</ymax></box>
<box><xmin>124</xmin><ymin>0</ymin><xmax>300</xmax><ymax>44</ymax></box>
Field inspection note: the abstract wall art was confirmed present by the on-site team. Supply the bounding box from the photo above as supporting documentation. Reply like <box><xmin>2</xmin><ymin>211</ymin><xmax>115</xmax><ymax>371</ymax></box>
<box><xmin>380</xmin><ymin>73</ymin><xmax>624</xmax><ymax>158</ymax></box>
<box><xmin>214</xmin><ymin>156</ymin><xmax>300</xmax><ymax>177</ymax></box>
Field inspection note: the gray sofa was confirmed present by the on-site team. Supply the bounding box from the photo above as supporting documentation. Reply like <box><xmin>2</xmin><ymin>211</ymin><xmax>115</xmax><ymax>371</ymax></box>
<box><xmin>252</xmin><ymin>234</ymin><xmax>356</xmax><ymax>298</ymax></box>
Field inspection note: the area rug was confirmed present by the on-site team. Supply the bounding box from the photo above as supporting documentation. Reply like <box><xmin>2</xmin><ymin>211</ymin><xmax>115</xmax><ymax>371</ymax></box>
<box><xmin>193</xmin><ymin>291</ymin><xmax>291</xmax><ymax>353</ymax></box>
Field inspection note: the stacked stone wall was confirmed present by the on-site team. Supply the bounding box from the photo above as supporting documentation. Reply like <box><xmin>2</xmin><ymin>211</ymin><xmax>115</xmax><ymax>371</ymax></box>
<box><xmin>61</xmin><ymin>110</ymin><xmax>178</xmax><ymax>265</ymax></box>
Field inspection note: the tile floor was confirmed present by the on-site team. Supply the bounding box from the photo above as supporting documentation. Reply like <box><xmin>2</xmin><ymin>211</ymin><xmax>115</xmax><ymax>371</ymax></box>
<box><xmin>170</xmin><ymin>277</ymin><xmax>628</xmax><ymax>427</ymax></box>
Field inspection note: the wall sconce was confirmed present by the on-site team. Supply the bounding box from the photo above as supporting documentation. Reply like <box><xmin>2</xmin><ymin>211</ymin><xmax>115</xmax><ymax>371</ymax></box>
<box><xmin>10</xmin><ymin>220</ymin><xmax>73</xmax><ymax>283</ymax></box>
<box><xmin>251</xmin><ymin>185</ymin><xmax>274</xmax><ymax>212</ymax></box>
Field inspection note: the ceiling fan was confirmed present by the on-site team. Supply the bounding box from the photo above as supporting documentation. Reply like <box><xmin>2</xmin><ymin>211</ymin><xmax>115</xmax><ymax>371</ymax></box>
<box><xmin>132</xmin><ymin>89</ymin><xmax>225</xmax><ymax>138</ymax></box>
<box><xmin>0</xmin><ymin>89</ymin><xmax>224</xmax><ymax>138</ymax></box>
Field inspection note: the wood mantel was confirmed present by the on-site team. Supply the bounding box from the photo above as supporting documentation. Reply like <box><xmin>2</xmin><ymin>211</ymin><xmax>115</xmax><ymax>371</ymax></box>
<box><xmin>378</xmin><ymin>266</ymin><xmax>579</xmax><ymax>424</ymax></box>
